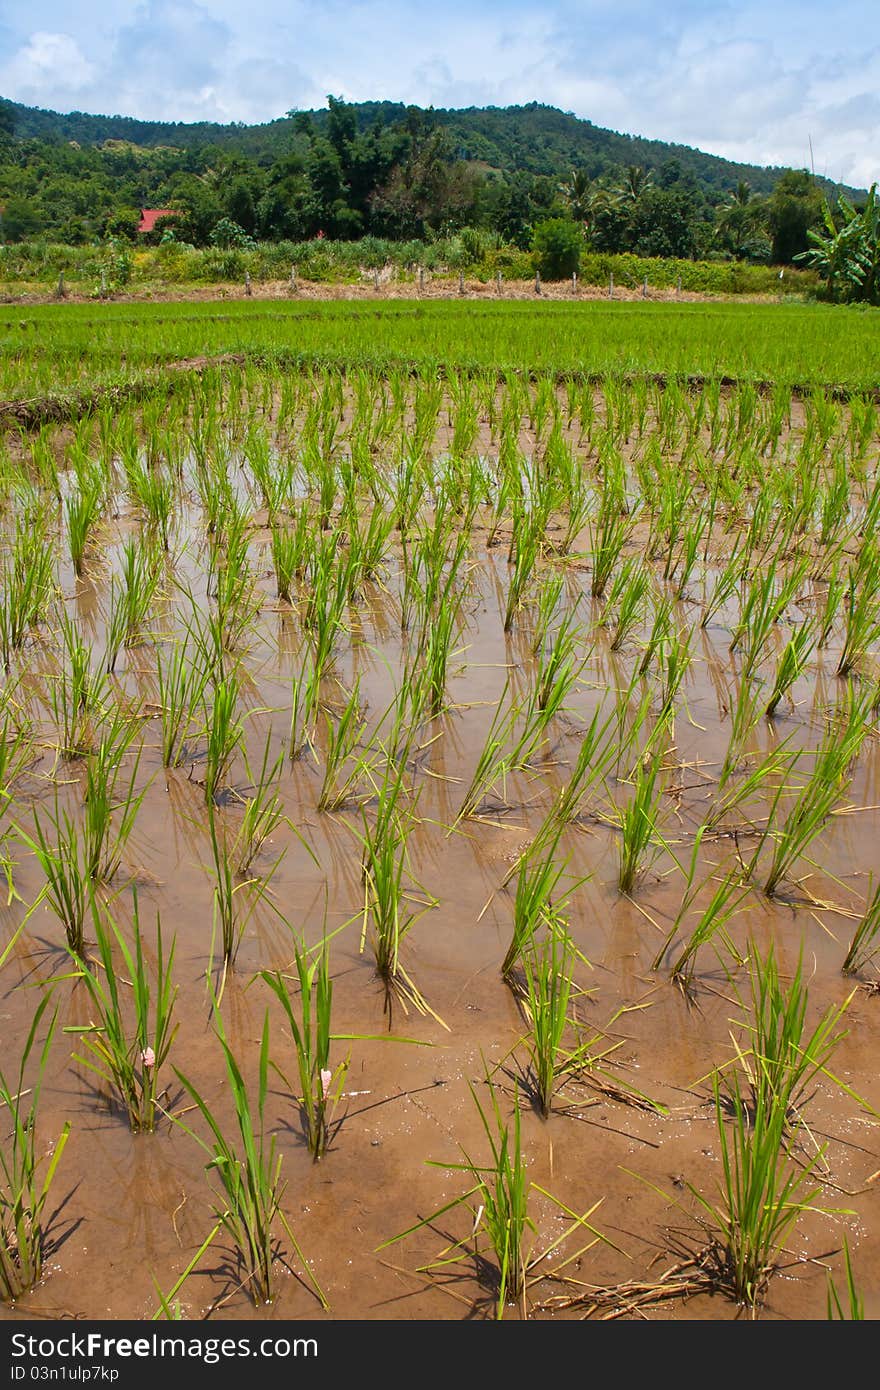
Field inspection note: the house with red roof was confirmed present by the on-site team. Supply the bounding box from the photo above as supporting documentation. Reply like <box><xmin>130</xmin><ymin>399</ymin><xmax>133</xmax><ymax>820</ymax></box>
<box><xmin>137</xmin><ymin>208</ymin><xmax>177</xmax><ymax>234</ymax></box>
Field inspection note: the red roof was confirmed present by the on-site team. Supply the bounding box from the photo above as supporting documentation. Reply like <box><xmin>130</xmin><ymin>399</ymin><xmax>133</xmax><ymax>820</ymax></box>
<box><xmin>137</xmin><ymin>208</ymin><xmax>177</xmax><ymax>233</ymax></box>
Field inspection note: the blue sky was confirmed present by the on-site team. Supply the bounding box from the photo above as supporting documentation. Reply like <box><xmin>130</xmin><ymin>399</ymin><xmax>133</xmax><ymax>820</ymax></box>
<box><xmin>1</xmin><ymin>1</ymin><xmax>877</xmax><ymax>186</ymax></box>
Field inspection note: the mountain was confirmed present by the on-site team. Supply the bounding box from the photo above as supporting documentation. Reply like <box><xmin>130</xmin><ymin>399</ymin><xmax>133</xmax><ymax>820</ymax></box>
<box><xmin>1</xmin><ymin>97</ymin><xmax>859</xmax><ymax>202</ymax></box>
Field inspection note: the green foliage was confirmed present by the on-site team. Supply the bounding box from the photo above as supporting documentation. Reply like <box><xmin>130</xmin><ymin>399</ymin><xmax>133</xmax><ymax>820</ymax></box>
<box><xmin>798</xmin><ymin>184</ymin><xmax>880</xmax><ymax>304</ymax></box>
<box><xmin>531</xmin><ymin>217</ymin><xmax>582</xmax><ymax>278</ymax></box>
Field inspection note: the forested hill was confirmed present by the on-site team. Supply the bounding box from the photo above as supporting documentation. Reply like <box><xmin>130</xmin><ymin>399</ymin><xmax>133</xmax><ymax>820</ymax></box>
<box><xmin>0</xmin><ymin>97</ymin><xmax>853</xmax><ymax>201</ymax></box>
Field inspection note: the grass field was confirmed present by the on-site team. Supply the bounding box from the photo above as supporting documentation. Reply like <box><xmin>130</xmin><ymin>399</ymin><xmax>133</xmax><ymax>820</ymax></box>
<box><xmin>1</xmin><ymin>299</ymin><xmax>880</xmax><ymax>405</ymax></box>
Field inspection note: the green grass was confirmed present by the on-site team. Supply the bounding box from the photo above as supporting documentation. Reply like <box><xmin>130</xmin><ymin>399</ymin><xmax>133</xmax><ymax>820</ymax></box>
<box><xmin>1</xmin><ymin>299</ymin><xmax>880</xmax><ymax>397</ymax></box>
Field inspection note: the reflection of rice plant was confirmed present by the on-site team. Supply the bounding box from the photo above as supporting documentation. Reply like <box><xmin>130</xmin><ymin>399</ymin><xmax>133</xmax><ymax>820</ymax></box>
<box><xmin>0</xmin><ymin>997</ymin><xmax>70</xmax><ymax>1301</ymax></box>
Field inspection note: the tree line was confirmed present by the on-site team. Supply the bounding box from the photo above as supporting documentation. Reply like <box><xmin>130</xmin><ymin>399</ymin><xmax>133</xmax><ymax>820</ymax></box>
<box><xmin>0</xmin><ymin>95</ymin><xmax>874</xmax><ymax>298</ymax></box>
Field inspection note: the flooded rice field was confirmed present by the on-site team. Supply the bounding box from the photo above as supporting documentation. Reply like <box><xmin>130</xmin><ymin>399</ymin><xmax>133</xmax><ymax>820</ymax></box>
<box><xmin>1</xmin><ymin>366</ymin><xmax>879</xmax><ymax>1321</ymax></box>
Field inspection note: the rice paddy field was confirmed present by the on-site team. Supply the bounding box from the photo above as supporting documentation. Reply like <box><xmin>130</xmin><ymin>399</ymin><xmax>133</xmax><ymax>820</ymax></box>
<box><xmin>1</xmin><ymin>296</ymin><xmax>880</xmax><ymax>1323</ymax></box>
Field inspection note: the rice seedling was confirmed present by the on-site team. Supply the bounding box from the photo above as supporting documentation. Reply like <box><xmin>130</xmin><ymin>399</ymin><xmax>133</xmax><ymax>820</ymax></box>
<box><xmin>288</xmin><ymin>650</ymin><xmax>318</xmax><ymax>762</ymax></box>
<box><xmin>502</xmin><ymin>825</ymin><xmax>572</xmax><ymax>981</ymax></box>
<box><xmin>262</xmin><ymin>940</ymin><xmax>345</xmax><ymax>1161</ymax></box>
<box><xmin>518</xmin><ymin>925</ymin><xmax>588</xmax><ymax>1117</ymax></box>
<box><xmin>650</xmin><ymin>828</ymin><xmax>746</xmax><ymax>984</ymax></box>
<box><xmin>589</xmin><ymin>481</ymin><xmax>634</xmax><ymax>600</ymax></box>
<box><xmin>728</xmin><ymin>944</ymin><xmax>853</xmax><ymax>1128</ymax></box>
<box><xmin>66</xmin><ymin>891</ymin><xmax>177</xmax><ymax>1132</ymax></box>
<box><xmin>379</xmin><ymin>1078</ymin><xmax>611</xmax><ymax>1319</ymax></box>
<box><xmin>690</xmin><ymin>1065</ymin><xmax>829</xmax><ymax>1310</ymax></box>
<box><xmin>104</xmin><ymin>536</ymin><xmax>161</xmax><ymax>673</ymax></box>
<box><xmin>317</xmin><ymin>680</ymin><xmax>370</xmax><ymax>812</ymax></box>
<box><xmin>455</xmin><ymin>680</ymin><xmax>520</xmax><ymax>822</ymax></box>
<box><xmin>82</xmin><ymin>712</ymin><xmax>147</xmax><ymax>882</ymax></box>
<box><xmin>837</xmin><ymin>551</ymin><xmax>880</xmax><ymax>677</ymax></box>
<box><xmin>0</xmin><ymin>995</ymin><xmax>70</xmax><ymax>1301</ymax></box>
<box><xmin>17</xmin><ymin>798</ymin><xmax>92</xmax><ymax>955</ymax></box>
<box><xmin>551</xmin><ymin>702</ymin><xmax>619</xmax><ymax>827</ymax></box>
<box><xmin>356</xmin><ymin>754</ymin><xmax>439</xmax><ymax>1022</ymax></box>
<box><xmin>173</xmin><ymin>1006</ymin><xmax>327</xmax><ymax>1308</ymax></box>
<box><xmin>206</xmin><ymin>799</ymin><xmax>271</xmax><ymax>977</ymax></box>
<box><xmin>842</xmin><ymin>877</ymin><xmax>880</xmax><ymax>975</ymax></box>
<box><xmin>617</xmin><ymin>750</ymin><xmax>666</xmax><ymax>896</ymax></box>
<box><xmin>605</xmin><ymin>561</ymin><xmax>648</xmax><ymax>652</ymax></box>
<box><xmin>151</xmin><ymin>1222</ymin><xmax>221</xmax><ymax>1321</ymax></box>
<box><xmin>0</xmin><ymin>514</ymin><xmax>55</xmax><ymax>670</ymax></box>
<box><xmin>50</xmin><ymin>606</ymin><xmax>108</xmax><ymax>760</ymax></box>
<box><xmin>666</xmin><ymin>871</ymin><xmax>746</xmax><ymax>992</ymax></box>
<box><xmin>759</xmin><ymin>708</ymin><xmax>866</xmax><ymax>897</ymax></box>
<box><xmin>155</xmin><ymin>637</ymin><xmax>210</xmax><ymax>769</ymax></box>
<box><xmin>234</xmin><ymin>733</ymin><xmax>287</xmax><ymax>875</ymax></box>
<box><xmin>203</xmin><ymin>674</ymin><xmax>243</xmax><ymax>804</ymax></box>
<box><xmin>65</xmin><ymin>470</ymin><xmax>103</xmax><ymax>578</ymax></box>
<box><xmin>765</xmin><ymin>621</ymin><xmax>817</xmax><ymax>718</ymax></box>
<box><xmin>270</xmin><ymin>517</ymin><xmax>307</xmax><ymax>603</ymax></box>
<box><xmin>504</xmin><ymin>499</ymin><xmax>544</xmax><ymax>632</ymax></box>
<box><xmin>826</xmin><ymin>1239</ymin><xmax>864</xmax><ymax>1319</ymax></box>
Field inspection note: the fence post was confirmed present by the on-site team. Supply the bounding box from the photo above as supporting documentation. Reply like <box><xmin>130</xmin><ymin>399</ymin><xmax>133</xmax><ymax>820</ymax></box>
<box><xmin>535</xmin><ymin>269</ymin><xmax>542</xmax><ymax>295</ymax></box>
<box><xmin>642</xmin><ymin>276</ymin><xmax>648</xmax><ymax>299</ymax></box>
<box><xmin>458</xmin><ymin>269</ymin><xmax>465</xmax><ymax>295</ymax></box>
<box><xmin>373</xmin><ymin>268</ymin><xmax>381</xmax><ymax>291</ymax></box>
<box><xmin>496</xmin><ymin>271</ymin><xmax>502</xmax><ymax>295</ymax></box>
<box><xmin>676</xmin><ymin>276</ymin><xmax>681</xmax><ymax>300</ymax></box>
<box><xmin>100</xmin><ymin>270</ymin><xmax>108</xmax><ymax>299</ymax></box>
<box><xmin>608</xmin><ymin>273</ymin><xmax>614</xmax><ymax>300</ymax></box>
<box><xmin>289</xmin><ymin>264</ymin><xmax>297</xmax><ymax>293</ymax></box>
<box><xmin>244</xmin><ymin>271</ymin><xmax>252</xmax><ymax>297</ymax></box>
<box><xmin>56</xmin><ymin>271</ymin><xmax>66</xmax><ymax>300</ymax></box>
<box><xmin>419</xmin><ymin>265</ymin><xmax>425</xmax><ymax>294</ymax></box>
<box><xmin>572</xmin><ymin>271</ymin><xmax>578</xmax><ymax>295</ymax></box>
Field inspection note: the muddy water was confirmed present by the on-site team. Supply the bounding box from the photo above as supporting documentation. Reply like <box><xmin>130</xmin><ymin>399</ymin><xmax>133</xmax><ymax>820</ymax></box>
<box><xmin>1</xmin><ymin>382</ymin><xmax>880</xmax><ymax>1323</ymax></box>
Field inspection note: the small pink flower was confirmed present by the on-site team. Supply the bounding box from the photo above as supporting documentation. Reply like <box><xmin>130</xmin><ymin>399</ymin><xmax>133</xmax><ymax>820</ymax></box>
<box><xmin>320</xmin><ymin>1068</ymin><xmax>332</xmax><ymax>1098</ymax></box>
<box><xmin>141</xmin><ymin>1046</ymin><xmax>156</xmax><ymax>1068</ymax></box>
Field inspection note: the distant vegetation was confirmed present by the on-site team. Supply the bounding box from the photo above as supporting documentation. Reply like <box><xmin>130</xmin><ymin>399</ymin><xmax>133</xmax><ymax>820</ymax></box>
<box><xmin>0</xmin><ymin>95</ymin><xmax>873</xmax><ymax>300</ymax></box>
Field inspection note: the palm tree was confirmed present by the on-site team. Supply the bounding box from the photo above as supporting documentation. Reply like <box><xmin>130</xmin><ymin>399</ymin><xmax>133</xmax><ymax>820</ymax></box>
<box><xmin>560</xmin><ymin>169</ymin><xmax>614</xmax><ymax>238</ymax></box>
<box><xmin>617</xmin><ymin>165</ymin><xmax>653</xmax><ymax>204</ymax></box>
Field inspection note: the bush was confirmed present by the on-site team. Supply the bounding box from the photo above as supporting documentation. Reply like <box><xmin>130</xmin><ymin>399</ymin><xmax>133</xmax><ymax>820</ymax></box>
<box><xmin>532</xmin><ymin>218</ymin><xmax>582</xmax><ymax>279</ymax></box>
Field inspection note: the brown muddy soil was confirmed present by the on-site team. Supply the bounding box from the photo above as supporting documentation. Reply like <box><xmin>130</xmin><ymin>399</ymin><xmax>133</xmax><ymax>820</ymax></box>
<box><xmin>1</xmin><ymin>382</ymin><xmax>879</xmax><ymax>1324</ymax></box>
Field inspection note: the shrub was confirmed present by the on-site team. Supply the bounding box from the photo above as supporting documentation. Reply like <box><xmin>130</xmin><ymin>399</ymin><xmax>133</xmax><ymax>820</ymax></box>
<box><xmin>532</xmin><ymin>218</ymin><xmax>582</xmax><ymax>279</ymax></box>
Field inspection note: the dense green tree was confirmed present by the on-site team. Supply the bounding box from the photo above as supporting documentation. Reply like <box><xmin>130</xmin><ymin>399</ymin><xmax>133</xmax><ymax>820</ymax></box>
<box><xmin>0</xmin><ymin>195</ymin><xmax>43</xmax><ymax>241</ymax></box>
<box><xmin>532</xmin><ymin>216</ymin><xmax>582</xmax><ymax>277</ymax></box>
<box><xmin>766</xmin><ymin>170</ymin><xmax>825</xmax><ymax>264</ymax></box>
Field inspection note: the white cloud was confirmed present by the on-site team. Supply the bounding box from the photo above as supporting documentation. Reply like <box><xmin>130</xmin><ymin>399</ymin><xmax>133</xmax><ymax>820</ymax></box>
<box><xmin>1</xmin><ymin>31</ymin><xmax>96</xmax><ymax>102</ymax></box>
